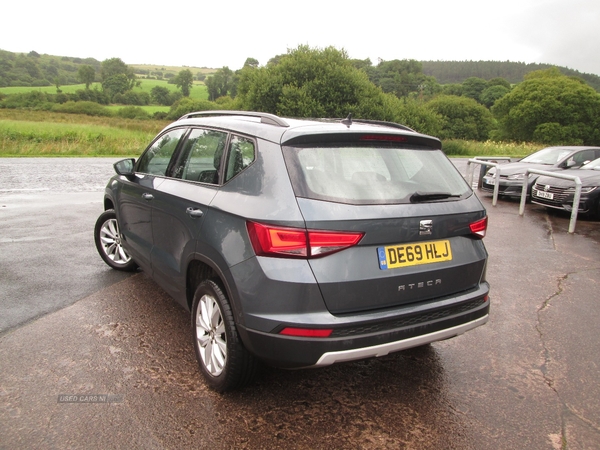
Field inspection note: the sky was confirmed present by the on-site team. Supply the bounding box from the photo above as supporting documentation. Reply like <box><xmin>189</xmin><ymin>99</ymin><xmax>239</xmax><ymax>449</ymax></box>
<box><xmin>2</xmin><ymin>0</ymin><xmax>600</xmax><ymax>76</ymax></box>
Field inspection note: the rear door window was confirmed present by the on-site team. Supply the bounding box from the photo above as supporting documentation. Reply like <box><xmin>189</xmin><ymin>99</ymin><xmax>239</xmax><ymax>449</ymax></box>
<box><xmin>175</xmin><ymin>128</ymin><xmax>228</xmax><ymax>184</ymax></box>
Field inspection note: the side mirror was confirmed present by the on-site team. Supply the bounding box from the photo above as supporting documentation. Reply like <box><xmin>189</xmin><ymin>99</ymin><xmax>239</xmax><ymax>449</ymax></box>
<box><xmin>565</xmin><ymin>160</ymin><xmax>577</xmax><ymax>168</ymax></box>
<box><xmin>114</xmin><ymin>158</ymin><xmax>135</xmax><ymax>178</ymax></box>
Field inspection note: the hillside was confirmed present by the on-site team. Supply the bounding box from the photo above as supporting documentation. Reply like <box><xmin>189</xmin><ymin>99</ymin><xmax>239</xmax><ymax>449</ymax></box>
<box><xmin>421</xmin><ymin>60</ymin><xmax>600</xmax><ymax>91</ymax></box>
<box><xmin>1</xmin><ymin>48</ymin><xmax>600</xmax><ymax>92</ymax></box>
<box><xmin>0</xmin><ymin>49</ymin><xmax>215</xmax><ymax>88</ymax></box>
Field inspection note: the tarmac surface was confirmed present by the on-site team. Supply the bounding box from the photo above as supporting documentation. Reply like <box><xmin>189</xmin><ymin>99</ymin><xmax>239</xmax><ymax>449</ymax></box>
<box><xmin>1</xmin><ymin>158</ymin><xmax>599</xmax><ymax>449</ymax></box>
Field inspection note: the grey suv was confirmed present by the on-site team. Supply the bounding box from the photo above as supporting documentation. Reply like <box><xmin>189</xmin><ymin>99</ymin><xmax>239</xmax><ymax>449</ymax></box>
<box><xmin>94</xmin><ymin>111</ymin><xmax>490</xmax><ymax>391</ymax></box>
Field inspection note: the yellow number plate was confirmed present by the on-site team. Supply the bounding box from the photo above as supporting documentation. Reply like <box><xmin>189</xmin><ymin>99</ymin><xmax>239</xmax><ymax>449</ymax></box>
<box><xmin>377</xmin><ymin>240</ymin><xmax>452</xmax><ymax>270</ymax></box>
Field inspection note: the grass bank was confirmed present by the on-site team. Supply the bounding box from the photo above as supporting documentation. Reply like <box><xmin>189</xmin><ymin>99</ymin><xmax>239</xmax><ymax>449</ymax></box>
<box><xmin>0</xmin><ymin>109</ymin><xmax>168</xmax><ymax>157</ymax></box>
<box><xmin>0</xmin><ymin>109</ymin><xmax>543</xmax><ymax>158</ymax></box>
<box><xmin>442</xmin><ymin>139</ymin><xmax>543</xmax><ymax>158</ymax></box>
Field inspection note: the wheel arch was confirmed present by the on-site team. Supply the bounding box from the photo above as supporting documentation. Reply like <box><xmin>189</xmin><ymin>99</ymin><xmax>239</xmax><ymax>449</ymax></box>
<box><xmin>186</xmin><ymin>255</ymin><xmax>242</xmax><ymax>323</ymax></box>
<box><xmin>103</xmin><ymin>197</ymin><xmax>115</xmax><ymax>211</ymax></box>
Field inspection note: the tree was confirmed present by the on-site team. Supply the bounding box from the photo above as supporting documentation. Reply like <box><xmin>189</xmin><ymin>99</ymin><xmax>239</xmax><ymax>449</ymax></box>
<box><xmin>151</xmin><ymin>85</ymin><xmax>173</xmax><ymax>105</ymax></box>
<box><xmin>174</xmin><ymin>69</ymin><xmax>194</xmax><ymax>97</ymax></box>
<box><xmin>77</xmin><ymin>65</ymin><xmax>96</xmax><ymax>89</ymax></box>
<box><xmin>487</xmin><ymin>77</ymin><xmax>511</xmax><ymax>90</ymax></box>
<box><xmin>461</xmin><ymin>77</ymin><xmax>487</xmax><ymax>102</ymax></box>
<box><xmin>480</xmin><ymin>85</ymin><xmax>510</xmax><ymax>108</ymax></box>
<box><xmin>243</xmin><ymin>58</ymin><xmax>259</xmax><ymax>69</ymax></box>
<box><xmin>368</xmin><ymin>59</ymin><xmax>436</xmax><ymax>98</ymax></box>
<box><xmin>54</xmin><ymin>76</ymin><xmax>65</xmax><ymax>93</ymax></box>
<box><xmin>100</xmin><ymin>58</ymin><xmax>136</xmax><ymax>98</ymax></box>
<box><xmin>492</xmin><ymin>68</ymin><xmax>600</xmax><ymax>144</ymax></box>
<box><xmin>100</xmin><ymin>58</ymin><xmax>134</xmax><ymax>83</ymax></box>
<box><xmin>236</xmin><ymin>46</ymin><xmax>390</xmax><ymax>119</ymax></box>
<box><xmin>205</xmin><ymin>67</ymin><xmax>234</xmax><ymax>100</ymax></box>
<box><xmin>426</xmin><ymin>95</ymin><xmax>494</xmax><ymax>141</ymax></box>
<box><xmin>102</xmin><ymin>73</ymin><xmax>132</xmax><ymax>98</ymax></box>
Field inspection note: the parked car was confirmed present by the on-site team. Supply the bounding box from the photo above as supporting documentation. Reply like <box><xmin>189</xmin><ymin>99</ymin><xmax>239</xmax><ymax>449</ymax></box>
<box><xmin>531</xmin><ymin>157</ymin><xmax>600</xmax><ymax>217</ymax></box>
<box><xmin>94</xmin><ymin>111</ymin><xmax>490</xmax><ymax>391</ymax></box>
<box><xmin>481</xmin><ymin>146</ymin><xmax>600</xmax><ymax>199</ymax></box>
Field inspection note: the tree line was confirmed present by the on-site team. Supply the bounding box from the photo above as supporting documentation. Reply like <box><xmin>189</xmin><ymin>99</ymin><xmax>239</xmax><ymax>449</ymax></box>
<box><xmin>421</xmin><ymin>60</ymin><xmax>600</xmax><ymax>92</ymax></box>
<box><xmin>2</xmin><ymin>46</ymin><xmax>600</xmax><ymax>146</ymax></box>
<box><xmin>181</xmin><ymin>47</ymin><xmax>600</xmax><ymax>145</ymax></box>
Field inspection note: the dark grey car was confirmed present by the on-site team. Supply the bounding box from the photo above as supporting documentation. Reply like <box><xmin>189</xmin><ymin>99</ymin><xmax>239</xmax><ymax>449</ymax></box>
<box><xmin>94</xmin><ymin>111</ymin><xmax>490</xmax><ymax>391</ymax></box>
<box><xmin>532</xmin><ymin>157</ymin><xmax>600</xmax><ymax>217</ymax></box>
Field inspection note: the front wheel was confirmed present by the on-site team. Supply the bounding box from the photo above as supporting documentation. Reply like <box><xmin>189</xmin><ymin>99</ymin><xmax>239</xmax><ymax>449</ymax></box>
<box><xmin>94</xmin><ymin>209</ymin><xmax>137</xmax><ymax>272</ymax></box>
<box><xmin>192</xmin><ymin>279</ymin><xmax>257</xmax><ymax>392</ymax></box>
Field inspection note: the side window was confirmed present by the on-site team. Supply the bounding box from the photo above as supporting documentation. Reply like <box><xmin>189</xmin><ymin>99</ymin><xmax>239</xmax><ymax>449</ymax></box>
<box><xmin>225</xmin><ymin>135</ymin><xmax>255</xmax><ymax>182</ymax></box>
<box><xmin>571</xmin><ymin>150</ymin><xmax>595</xmax><ymax>166</ymax></box>
<box><xmin>180</xmin><ymin>128</ymin><xmax>228</xmax><ymax>184</ymax></box>
<box><xmin>137</xmin><ymin>128</ymin><xmax>186</xmax><ymax>176</ymax></box>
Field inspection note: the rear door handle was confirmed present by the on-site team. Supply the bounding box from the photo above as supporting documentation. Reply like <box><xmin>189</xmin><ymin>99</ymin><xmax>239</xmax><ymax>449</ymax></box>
<box><xmin>142</xmin><ymin>193</ymin><xmax>154</xmax><ymax>201</ymax></box>
<box><xmin>186</xmin><ymin>207</ymin><xmax>204</xmax><ymax>218</ymax></box>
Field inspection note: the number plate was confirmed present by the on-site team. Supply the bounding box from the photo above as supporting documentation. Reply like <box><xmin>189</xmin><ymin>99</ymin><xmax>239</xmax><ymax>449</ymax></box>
<box><xmin>533</xmin><ymin>189</ymin><xmax>554</xmax><ymax>200</ymax></box>
<box><xmin>484</xmin><ymin>177</ymin><xmax>495</xmax><ymax>185</ymax></box>
<box><xmin>377</xmin><ymin>240</ymin><xmax>452</xmax><ymax>270</ymax></box>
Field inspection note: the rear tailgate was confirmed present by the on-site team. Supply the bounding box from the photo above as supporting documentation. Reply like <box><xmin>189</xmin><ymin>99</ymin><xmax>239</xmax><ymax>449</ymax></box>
<box><xmin>298</xmin><ymin>197</ymin><xmax>487</xmax><ymax>314</ymax></box>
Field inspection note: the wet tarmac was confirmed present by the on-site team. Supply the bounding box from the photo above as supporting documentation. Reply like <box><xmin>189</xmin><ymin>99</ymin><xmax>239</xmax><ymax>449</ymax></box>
<box><xmin>1</xmin><ymin>158</ymin><xmax>599</xmax><ymax>449</ymax></box>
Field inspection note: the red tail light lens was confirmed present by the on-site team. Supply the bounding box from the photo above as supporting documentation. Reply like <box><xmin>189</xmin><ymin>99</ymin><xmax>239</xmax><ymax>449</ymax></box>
<box><xmin>279</xmin><ymin>327</ymin><xmax>333</xmax><ymax>337</ymax></box>
<box><xmin>246</xmin><ymin>222</ymin><xmax>364</xmax><ymax>258</ymax></box>
<box><xmin>469</xmin><ymin>217</ymin><xmax>488</xmax><ymax>238</ymax></box>
<box><xmin>359</xmin><ymin>134</ymin><xmax>408</xmax><ymax>142</ymax></box>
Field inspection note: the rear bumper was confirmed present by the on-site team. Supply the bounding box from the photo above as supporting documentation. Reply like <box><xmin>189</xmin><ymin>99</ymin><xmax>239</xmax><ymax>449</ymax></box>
<box><xmin>237</xmin><ymin>287</ymin><xmax>490</xmax><ymax>368</ymax></box>
<box><xmin>315</xmin><ymin>314</ymin><xmax>488</xmax><ymax>366</ymax></box>
<box><xmin>531</xmin><ymin>194</ymin><xmax>596</xmax><ymax>214</ymax></box>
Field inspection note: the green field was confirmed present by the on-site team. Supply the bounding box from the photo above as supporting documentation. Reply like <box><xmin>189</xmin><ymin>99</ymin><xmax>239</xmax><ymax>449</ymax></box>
<box><xmin>0</xmin><ymin>109</ymin><xmax>167</xmax><ymax>157</ymax></box>
<box><xmin>0</xmin><ymin>108</ymin><xmax>539</xmax><ymax>158</ymax></box>
<box><xmin>0</xmin><ymin>79</ymin><xmax>209</xmax><ymax>101</ymax></box>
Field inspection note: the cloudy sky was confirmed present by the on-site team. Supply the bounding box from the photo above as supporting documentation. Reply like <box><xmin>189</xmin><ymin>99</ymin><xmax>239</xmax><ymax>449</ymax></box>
<box><xmin>2</xmin><ymin>0</ymin><xmax>599</xmax><ymax>76</ymax></box>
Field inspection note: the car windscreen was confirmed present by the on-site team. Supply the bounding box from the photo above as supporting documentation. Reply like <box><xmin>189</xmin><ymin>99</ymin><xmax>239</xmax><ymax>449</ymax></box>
<box><xmin>282</xmin><ymin>144</ymin><xmax>470</xmax><ymax>205</ymax></box>
<box><xmin>521</xmin><ymin>147</ymin><xmax>572</xmax><ymax>164</ymax></box>
<box><xmin>581</xmin><ymin>158</ymin><xmax>600</xmax><ymax>171</ymax></box>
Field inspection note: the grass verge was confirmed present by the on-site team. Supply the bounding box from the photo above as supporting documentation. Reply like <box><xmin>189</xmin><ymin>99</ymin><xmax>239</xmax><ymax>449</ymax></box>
<box><xmin>0</xmin><ymin>109</ymin><xmax>168</xmax><ymax>157</ymax></box>
<box><xmin>0</xmin><ymin>109</ymin><xmax>544</xmax><ymax>158</ymax></box>
<box><xmin>442</xmin><ymin>139</ymin><xmax>543</xmax><ymax>158</ymax></box>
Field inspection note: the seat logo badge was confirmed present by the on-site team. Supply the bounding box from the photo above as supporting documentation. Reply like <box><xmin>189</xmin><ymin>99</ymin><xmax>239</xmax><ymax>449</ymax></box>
<box><xmin>545</xmin><ymin>185</ymin><xmax>550</xmax><ymax>191</ymax></box>
<box><xmin>420</xmin><ymin>220</ymin><xmax>433</xmax><ymax>236</ymax></box>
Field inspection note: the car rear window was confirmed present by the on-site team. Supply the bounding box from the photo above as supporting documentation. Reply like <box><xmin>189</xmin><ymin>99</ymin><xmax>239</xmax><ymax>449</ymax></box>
<box><xmin>282</xmin><ymin>144</ymin><xmax>470</xmax><ymax>205</ymax></box>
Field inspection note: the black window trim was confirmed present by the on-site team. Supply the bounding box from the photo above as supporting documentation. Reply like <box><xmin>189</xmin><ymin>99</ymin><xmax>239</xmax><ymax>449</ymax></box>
<box><xmin>146</xmin><ymin>125</ymin><xmax>258</xmax><ymax>186</ymax></box>
<box><xmin>134</xmin><ymin>126</ymin><xmax>191</xmax><ymax>178</ymax></box>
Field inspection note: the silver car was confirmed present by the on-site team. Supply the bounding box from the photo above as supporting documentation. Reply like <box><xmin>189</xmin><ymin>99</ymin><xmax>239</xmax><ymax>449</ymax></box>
<box><xmin>481</xmin><ymin>146</ymin><xmax>600</xmax><ymax>199</ymax></box>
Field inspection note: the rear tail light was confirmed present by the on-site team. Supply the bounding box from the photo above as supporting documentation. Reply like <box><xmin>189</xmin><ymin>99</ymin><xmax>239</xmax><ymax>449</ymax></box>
<box><xmin>469</xmin><ymin>217</ymin><xmax>488</xmax><ymax>238</ymax></box>
<box><xmin>246</xmin><ymin>222</ymin><xmax>364</xmax><ymax>258</ymax></box>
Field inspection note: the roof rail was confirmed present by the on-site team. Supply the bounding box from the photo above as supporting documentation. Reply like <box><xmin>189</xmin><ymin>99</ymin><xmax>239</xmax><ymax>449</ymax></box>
<box><xmin>349</xmin><ymin>119</ymin><xmax>415</xmax><ymax>133</ymax></box>
<box><xmin>178</xmin><ymin>110</ymin><xmax>290</xmax><ymax>127</ymax></box>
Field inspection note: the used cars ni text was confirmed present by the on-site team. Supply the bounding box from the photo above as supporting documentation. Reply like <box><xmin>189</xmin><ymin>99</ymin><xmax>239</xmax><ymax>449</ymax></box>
<box><xmin>94</xmin><ymin>111</ymin><xmax>490</xmax><ymax>391</ymax></box>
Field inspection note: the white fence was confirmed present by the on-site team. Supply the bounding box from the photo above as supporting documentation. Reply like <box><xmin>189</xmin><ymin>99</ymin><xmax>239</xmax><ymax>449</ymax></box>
<box><xmin>519</xmin><ymin>169</ymin><xmax>582</xmax><ymax>234</ymax></box>
<box><xmin>466</xmin><ymin>157</ymin><xmax>512</xmax><ymax>206</ymax></box>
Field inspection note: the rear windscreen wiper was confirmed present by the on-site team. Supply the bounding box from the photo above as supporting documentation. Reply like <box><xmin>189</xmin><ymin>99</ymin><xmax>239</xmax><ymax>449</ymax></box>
<box><xmin>410</xmin><ymin>192</ymin><xmax>461</xmax><ymax>203</ymax></box>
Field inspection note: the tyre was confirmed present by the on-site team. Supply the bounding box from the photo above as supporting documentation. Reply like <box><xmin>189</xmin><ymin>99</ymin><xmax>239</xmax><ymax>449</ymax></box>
<box><xmin>191</xmin><ymin>279</ymin><xmax>257</xmax><ymax>392</ymax></box>
<box><xmin>94</xmin><ymin>209</ymin><xmax>138</xmax><ymax>272</ymax></box>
